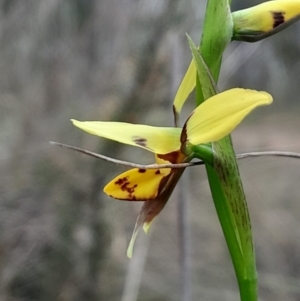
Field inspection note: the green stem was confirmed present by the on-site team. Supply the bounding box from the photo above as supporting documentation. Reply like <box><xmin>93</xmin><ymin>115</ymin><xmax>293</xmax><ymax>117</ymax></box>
<box><xmin>185</xmin><ymin>143</ymin><xmax>214</xmax><ymax>166</ymax></box>
<box><xmin>238</xmin><ymin>277</ymin><xmax>257</xmax><ymax>301</ymax></box>
<box><xmin>206</xmin><ymin>128</ymin><xmax>257</xmax><ymax>301</ymax></box>
<box><xmin>194</xmin><ymin>0</ymin><xmax>258</xmax><ymax>300</ymax></box>
<box><xmin>205</xmin><ymin>164</ymin><xmax>244</xmax><ymax>277</ymax></box>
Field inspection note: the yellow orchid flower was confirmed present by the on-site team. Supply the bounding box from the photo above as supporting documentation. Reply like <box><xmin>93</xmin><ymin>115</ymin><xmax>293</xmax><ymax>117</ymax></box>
<box><xmin>72</xmin><ymin>88</ymin><xmax>272</xmax><ymax>257</ymax></box>
<box><xmin>232</xmin><ymin>0</ymin><xmax>300</xmax><ymax>42</ymax></box>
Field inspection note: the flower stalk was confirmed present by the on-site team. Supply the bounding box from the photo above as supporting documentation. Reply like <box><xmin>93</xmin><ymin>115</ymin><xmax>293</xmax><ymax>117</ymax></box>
<box><xmin>190</xmin><ymin>0</ymin><xmax>257</xmax><ymax>300</ymax></box>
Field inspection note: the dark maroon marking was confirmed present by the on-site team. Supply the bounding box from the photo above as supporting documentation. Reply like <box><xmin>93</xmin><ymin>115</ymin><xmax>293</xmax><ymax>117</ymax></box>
<box><xmin>272</xmin><ymin>11</ymin><xmax>285</xmax><ymax>28</ymax></box>
<box><xmin>121</xmin><ymin>182</ymin><xmax>129</xmax><ymax>190</ymax></box>
<box><xmin>180</xmin><ymin>111</ymin><xmax>194</xmax><ymax>143</ymax></box>
<box><xmin>138</xmin><ymin>168</ymin><xmax>146</xmax><ymax>173</ymax></box>
<box><xmin>121</xmin><ymin>182</ymin><xmax>133</xmax><ymax>194</ymax></box>
<box><xmin>115</xmin><ymin>177</ymin><xmax>128</xmax><ymax>185</ymax></box>
<box><xmin>180</xmin><ymin>124</ymin><xmax>188</xmax><ymax>144</ymax></box>
<box><xmin>157</xmin><ymin>151</ymin><xmax>180</xmax><ymax>164</ymax></box>
<box><xmin>173</xmin><ymin>105</ymin><xmax>179</xmax><ymax>127</ymax></box>
<box><xmin>133</xmin><ymin>136</ymin><xmax>147</xmax><ymax>147</ymax></box>
<box><xmin>157</xmin><ymin>174</ymin><xmax>172</xmax><ymax>195</ymax></box>
<box><xmin>155</xmin><ymin>170</ymin><xmax>161</xmax><ymax>175</ymax></box>
<box><xmin>119</xmin><ymin>180</ymin><xmax>138</xmax><ymax>199</ymax></box>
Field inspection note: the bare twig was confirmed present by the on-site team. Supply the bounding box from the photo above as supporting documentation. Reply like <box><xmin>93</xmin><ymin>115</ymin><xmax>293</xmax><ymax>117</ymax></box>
<box><xmin>236</xmin><ymin>151</ymin><xmax>300</xmax><ymax>160</ymax></box>
<box><xmin>49</xmin><ymin>141</ymin><xmax>201</xmax><ymax>169</ymax></box>
<box><xmin>50</xmin><ymin>141</ymin><xmax>300</xmax><ymax>169</ymax></box>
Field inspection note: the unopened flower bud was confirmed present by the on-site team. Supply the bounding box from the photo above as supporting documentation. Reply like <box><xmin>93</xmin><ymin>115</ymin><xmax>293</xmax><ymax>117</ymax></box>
<box><xmin>232</xmin><ymin>0</ymin><xmax>300</xmax><ymax>42</ymax></box>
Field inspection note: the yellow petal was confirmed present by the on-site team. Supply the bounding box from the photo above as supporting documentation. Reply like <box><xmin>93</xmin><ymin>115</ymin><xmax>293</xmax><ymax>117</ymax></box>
<box><xmin>103</xmin><ymin>167</ymin><xmax>171</xmax><ymax>201</ymax></box>
<box><xmin>173</xmin><ymin>60</ymin><xmax>196</xmax><ymax>116</ymax></box>
<box><xmin>71</xmin><ymin>119</ymin><xmax>181</xmax><ymax>155</ymax></box>
<box><xmin>155</xmin><ymin>154</ymin><xmax>169</xmax><ymax>164</ymax></box>
<box><xmin>233</xmin><ymin>0</ymin><xmax>300</xmax><ymax>42</ymax></box>
<box><xmin>182</xmin><ymin>88</ymin><xmax>273</xmax><ymax>145</ymax></box>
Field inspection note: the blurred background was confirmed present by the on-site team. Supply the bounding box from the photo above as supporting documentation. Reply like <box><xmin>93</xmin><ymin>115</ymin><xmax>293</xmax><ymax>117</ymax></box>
<box><xmin>1</xmin><ymin>0</ymin><xmax>300</xmax><ymax>300</ymax></box>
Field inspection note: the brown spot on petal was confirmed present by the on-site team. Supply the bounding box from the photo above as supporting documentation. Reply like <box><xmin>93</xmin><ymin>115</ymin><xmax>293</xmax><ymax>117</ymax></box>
<box><xmin>181</xmin><ymin>124</ymin><xmax>188</xmax><ymax>144</ymax></box>
<box><xmin>173</xmin><ymin>105</ymin><xmax>179</xmax><ymax>127</ymax></box>
<box><xmin>133</xmin><ymin>136</ymin><xmax>147</xmax><ymax>147</ymax></box>
<box><xmin>155</xmin><ymin>170</ymin><xmax>161</xmax><ymax>175</ymax></box>
<box><xmin>272</xmin><ymin>11</ymin><xmax>285</xmax><ymax>28</ymax></box>
<box><xmin>120</xmin><ymin>181</ymin><xmax>138</xmax><ymax>199</ymax></box>
<box><xmin>114</xmin><ymin>176</ymin><xmax>139</xmax><ymax>199</ymax></box>
<box><xmin>138</xmin><ymin>169</ymin><xmax>146</xmax><ymax>173</ymax></box>
<box><xmin>157</xmin><ymin>151</ymin><xmax>180</xmax><ymax>164</ymax></box>
<box><xmin>115</xmin><ymin>177</ymin><xmax>128</xmax><ymax>185</ymax></box>
<box><xmin>180</xmin><ymin>111</ymin><xmax>194</xmax><ymax>144</ymax></box>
